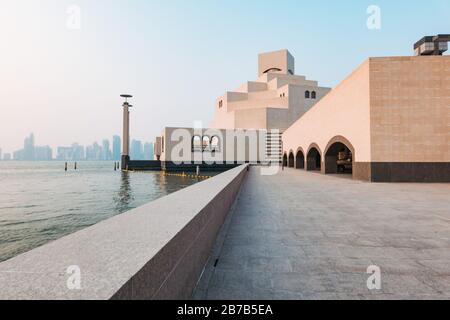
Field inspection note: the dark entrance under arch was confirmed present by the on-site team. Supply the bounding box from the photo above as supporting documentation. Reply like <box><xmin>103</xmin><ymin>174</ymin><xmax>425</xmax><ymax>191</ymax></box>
<box><xmin>282</xmin><ymin>153</ymin><xmax>288</xmax><ymax>168</ymax></box>
<box><xmin>325</xmin><ymin>142</ymin><xmax>353</xmax><ymax>175</ymax></box>
<box><xmin>288</xmin><ymin>152</ymin><xmax>295</xmax><ymax>168</ymax></box>
<box><xmin>295</xmin><ymin>150</ymin><xmax>305</xmax><ymax>169</ymax></box>
<box><xmin>306</xmin><ymin>148</ymin><xmax>321</xmax><ymax>171</ymax></box>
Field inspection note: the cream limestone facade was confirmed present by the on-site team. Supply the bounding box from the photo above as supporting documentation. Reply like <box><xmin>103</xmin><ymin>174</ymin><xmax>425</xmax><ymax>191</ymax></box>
<box><xmin>369</xmin><ymin>56</ymin><xmax>450</xmax><ymax>163</ymax></box>
<box><xmin>158</xmin><ymin>127</ymin><xmax>267</xmax><ymax>163</ymax></box>
<box><xmin>154</xmin><ymin>49</ymin><xmax>327</xmax><ymax>166</ymax></box>
<box><xmin>282</xmin><ymin>55</ymin><xmax>450</xmax><ymax>182</ymax></box>
<box><xmin>210</xmin><ymin>49</ymin><xmax>331</xmax><ymax>132</ymax></box>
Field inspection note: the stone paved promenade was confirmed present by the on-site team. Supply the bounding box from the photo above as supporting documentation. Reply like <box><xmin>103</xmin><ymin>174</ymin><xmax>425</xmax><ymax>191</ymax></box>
<box><xmin>194</xmin><ymin>167</ymin><xmax>450</xmax><ymax>300</ymax></box>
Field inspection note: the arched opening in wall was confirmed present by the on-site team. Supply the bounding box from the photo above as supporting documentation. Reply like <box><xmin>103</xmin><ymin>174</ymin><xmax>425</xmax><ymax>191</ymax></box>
<box><xmin>211</xmin><ymin>136</ymin><xmax>220</xmax><ymax>152</ymax></box>
<box><xmin>263</xmin><ymin>68</ymin><xmax>282</xmax><ymax>74</ymax></box>
<box><xmin>295</xmin><ymin>149</ymin><xmax>305</xmax><ymax>169</ymax></box>
<box><xmin>306</xmin><ymin>147</ymin><xmax>321</xmax><ymax>171</ymax></box>
<box><xmin>305</xmin><ymin>91</ymin><xmax>310</xmax><ymax>99</ymax></box>
<box><xmin>282</xmin><ymin>153</ymin><xmax>288</xmax><ymax>168</ymax></box>
<box><xmin>324</xmin><ymin>139</ymin><xmax>354</xmax><ymax>176</ymax></box>
<box><xmin>202</xmin><ymin>136</ymin><xmax>211</xmax><ymax>151</ymax></box>
<box><xmin>192</xmin><ymin>136</ymin><xmax>202</xmax><ymax>152</ymax></box>
<box><xmin>288</xmin><ymin>152</ymin><xmax>295</xmax><ymax>168</ymax></box>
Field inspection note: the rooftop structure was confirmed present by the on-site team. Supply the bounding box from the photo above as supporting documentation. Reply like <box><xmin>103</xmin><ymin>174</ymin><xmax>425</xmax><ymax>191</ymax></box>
<box><xmin>258</xmin><ymin>49</ymin><xmax>295</xmax><ymax>76</ymax></box>
<box><xmin>414</xmin><ymin>34</ymin><xmax>450</xmax><ymax>56</ymax></box>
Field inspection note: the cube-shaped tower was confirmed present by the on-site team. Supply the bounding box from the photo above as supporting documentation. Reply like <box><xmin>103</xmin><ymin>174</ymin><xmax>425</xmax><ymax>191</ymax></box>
<box><xmin>258</xmin><ymin>49</ymin><xmax>295</xmax><ymax>76</ymax></box>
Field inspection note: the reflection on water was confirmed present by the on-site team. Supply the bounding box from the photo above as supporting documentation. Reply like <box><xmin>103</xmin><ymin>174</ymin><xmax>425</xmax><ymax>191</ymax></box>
<box><xmin>0</xmin><ymin>161</ymin><xmax>204</xmax><ymax>262</ymax></box>
<box><xmin>114</xmin><ymin>171</ymin><xmax>134</xmax><ymax>213</ymax></box>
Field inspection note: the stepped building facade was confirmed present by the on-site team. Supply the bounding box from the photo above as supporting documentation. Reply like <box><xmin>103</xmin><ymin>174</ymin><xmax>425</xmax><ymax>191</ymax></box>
<box><xmin>211</xmin><ymin>49</ymin><xmax>330</xmax><ymax>132</ymax></box>
<box><xmin>154</xmin><ymin>50</ymin><xmax>329</xmax><ymax>167</ymax></box>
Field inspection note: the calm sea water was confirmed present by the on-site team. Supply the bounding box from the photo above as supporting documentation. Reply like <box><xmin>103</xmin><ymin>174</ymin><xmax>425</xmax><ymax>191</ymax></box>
<box><xmin>0</xmin><ymin>161</ymin><xmax>203</xmax><ymax>262</ymax></box>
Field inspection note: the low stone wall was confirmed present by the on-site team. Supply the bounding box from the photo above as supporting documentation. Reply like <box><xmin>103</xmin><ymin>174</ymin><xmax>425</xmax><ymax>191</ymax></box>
<box><xmin>0</xmin><ymin>165</ymin><xmax>249</xmax><ymax>300</ymax></box>
<box><xmin>127</xmin><ymin>160</ymin><xmax>161</xmax><ymax>171</ymax></box>
<box><xmin>126</xmin><ymin>161</ymin><xmax>242</xmax><ymax>173</ymax></box>
<box><xmin>162</xmin><ymin>162</ymin><xmax>241</xmax><ymax>173</ymax></box>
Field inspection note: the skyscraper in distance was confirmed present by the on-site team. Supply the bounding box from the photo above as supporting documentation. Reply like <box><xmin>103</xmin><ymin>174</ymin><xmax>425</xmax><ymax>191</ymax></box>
<box><xmin>92</xmin><ymin>142</ymin><xmax>102</xmax><ymax>161</ymax></box>
<box><xmin>23</xmin><ymin>133</ymin><xmax>35</xmax><ymax>161</ymax></box>
<box><xmin>71</xmin><ymin>143</ymin><xmax>85</xmax><ymax>160</ymax></box>
<box><xmin>113</xmin><ymin>135</ymin><xmax>121</xmax><ymax>161</ymax></box>
<box><xmin>34</xmin><ymin>146</ymin><xmax>53</xmax><ymax>161</ymax></box>
<box><xmin>130</xmin><ymin>139</ymin><xmax>143</xmax><ymax>160</ymax></box>
<box><xmin>144</xmin><ymin>142</ymin><xmax>154</xmax><ymax>160</ymax></box>
<box><xmin>102</xmin><ymin>139</ymin><xmax>111</xmax><ymax>161</ymax></box>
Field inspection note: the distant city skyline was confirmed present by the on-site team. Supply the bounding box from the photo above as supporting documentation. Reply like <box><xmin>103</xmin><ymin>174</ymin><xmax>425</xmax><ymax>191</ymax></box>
<box><xmin>1</xmin><ymin>133</ymin><xmax>154</xmax><ymax>161</ymax></box>
<box><xmin>0</xmin><ymin>133</ymin><xmax>154</xmax><ymax>156</ymax></box>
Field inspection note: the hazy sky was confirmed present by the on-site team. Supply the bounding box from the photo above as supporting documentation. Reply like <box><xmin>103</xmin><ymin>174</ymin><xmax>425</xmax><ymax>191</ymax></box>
<box><xmin>0</xmin><ymin>0</ymin><xmax>449</xmax><ymax>153</ymax></box>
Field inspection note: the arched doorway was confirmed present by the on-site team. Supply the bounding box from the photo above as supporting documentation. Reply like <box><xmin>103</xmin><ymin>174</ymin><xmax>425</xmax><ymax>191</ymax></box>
<box><xmin>288</xmin><ymin>152</ymin><xmax>295</xmax><ymax>168</ymax></box>
<box><xmin>324</xmin><ymin>137</ymin><xmax>355</xmax><ymax>175</ymax></box>
<box><xmin>282</xmin><ymin>153</ymin><xmax>288</xmax><ymax>168</ymax></box>
<box><xmin>295</xmin><ymin>149</ymin><xmax>305</xmax><ymax>169</ymax></box>
<box><xmin>306</xmin><ymin>145</ymin><xmax>322</xmax><ymax>171</ymax></box>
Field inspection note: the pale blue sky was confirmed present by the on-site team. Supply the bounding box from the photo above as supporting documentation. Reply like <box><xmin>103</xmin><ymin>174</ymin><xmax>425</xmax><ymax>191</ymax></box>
<box><xmin>0</xmin><ymin>0</ymin><xmax>449</xmax><ymax>153</ymax></box>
